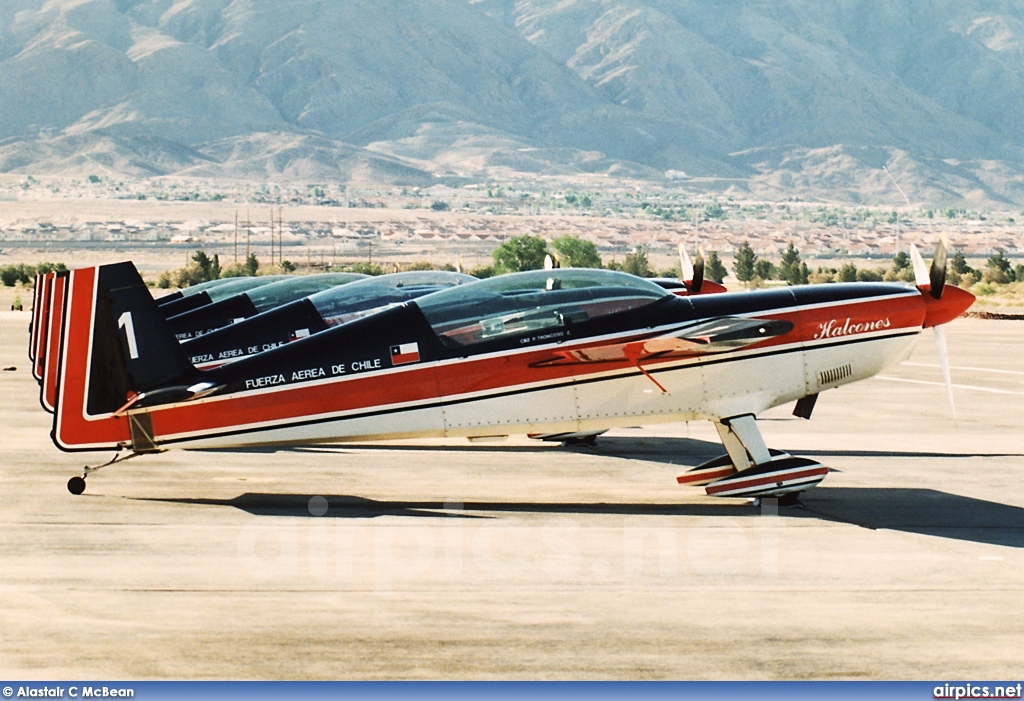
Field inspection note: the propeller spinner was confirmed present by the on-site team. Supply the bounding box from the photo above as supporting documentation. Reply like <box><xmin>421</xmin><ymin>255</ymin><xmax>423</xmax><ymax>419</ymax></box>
<box><xmin>911</xmin><ymin>237</ymin><xmax>974</xmax><ymax>421</ymax></box>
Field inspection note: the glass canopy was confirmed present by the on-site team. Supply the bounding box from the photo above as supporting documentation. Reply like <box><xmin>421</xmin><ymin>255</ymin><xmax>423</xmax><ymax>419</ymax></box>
<box><xmin>173</xmin><ymin>278</ymin><xmax>242</xmax><ymax>297</ymax></box>
<box><xmin>245</xmin><ymin>272</ymin><xmax>368</xmax><ymax>313</ymax></box>
<box><xmin>309</xmin><ymin>271</ymin><xmax>476</xmax><ymax>326</ymax></box>
<box><xmin>414</xmin><ymin>269</ymin><xmax>671</xmax><ymax>348</ymax></box>
<box><xmin>203</xmin><ymin>275</ymin><xmax>291</xmax><ymax>303</ymax></box>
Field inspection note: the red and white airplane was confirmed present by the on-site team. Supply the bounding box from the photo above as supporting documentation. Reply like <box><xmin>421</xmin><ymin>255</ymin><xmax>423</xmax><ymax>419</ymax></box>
<box><xmin>40</xmin><ymin>241</ymin><xmax>973</xmax><ymax>502</ymax></box>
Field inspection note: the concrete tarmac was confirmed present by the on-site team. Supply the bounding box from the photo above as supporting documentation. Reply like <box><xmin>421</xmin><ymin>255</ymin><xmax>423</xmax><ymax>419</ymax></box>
<box><xmin>0</xmin><ymin>311</ymin><xmax>1021</xmax><ymax>679</ymax></box>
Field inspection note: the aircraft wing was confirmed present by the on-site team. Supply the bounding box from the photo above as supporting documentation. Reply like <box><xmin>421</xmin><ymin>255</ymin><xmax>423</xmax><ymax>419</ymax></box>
<box><xmin>531</xmin><ymin>317</ymin><xmax>793</xmax><ymax>367</ymax></box>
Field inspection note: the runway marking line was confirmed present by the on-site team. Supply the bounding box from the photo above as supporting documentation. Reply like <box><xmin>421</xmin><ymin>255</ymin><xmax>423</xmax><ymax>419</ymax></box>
<box><xmin>876</xmin><ymin>375</ymin><xmax>1024</xmax><ymax>395</ymax></box>
<box><xmin>901</xmin><ymin>361</ymin><xmax>1024</xmax><ymax>377</ymax></box>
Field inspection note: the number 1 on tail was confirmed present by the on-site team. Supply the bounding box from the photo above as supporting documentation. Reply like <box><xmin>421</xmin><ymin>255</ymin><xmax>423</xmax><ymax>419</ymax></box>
<box><xmin>118</xmin><ymin>311</ymin><xmax>139</xmax><ymax>359</ymax></box>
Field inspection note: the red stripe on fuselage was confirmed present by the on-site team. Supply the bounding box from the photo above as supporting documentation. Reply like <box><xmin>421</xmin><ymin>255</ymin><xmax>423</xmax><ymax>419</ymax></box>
<box><xmin>143</xmin><ymin>289</ymin><xmax>926</xmax><ymax>443</ymax></box>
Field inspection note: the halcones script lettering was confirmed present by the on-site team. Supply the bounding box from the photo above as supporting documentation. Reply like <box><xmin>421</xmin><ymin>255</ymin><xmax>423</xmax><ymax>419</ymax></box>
<box><xmin>813</xmin><ymin>317</ymin><xmax>891</xmax><ymax>340</ymax></box>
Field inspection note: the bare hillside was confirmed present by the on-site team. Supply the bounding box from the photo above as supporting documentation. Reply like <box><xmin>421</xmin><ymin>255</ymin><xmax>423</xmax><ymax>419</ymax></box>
<box><xmin>1</xmin><ymin>0</ymin><xmax>1023</xmax><ymax>204</ymax></box>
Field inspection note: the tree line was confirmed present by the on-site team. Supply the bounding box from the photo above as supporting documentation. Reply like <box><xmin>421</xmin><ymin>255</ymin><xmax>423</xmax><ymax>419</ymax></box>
<box><xmin>732</xmin><ymin>241</ymin><xmax>1023</xmax><ymax>288</ymax></box>
<box><xmin>481</xmin><ymin>234</ymin><xmax>730</xmax><ymax>282</ymax></box>
<box><xmin>1</xmin><ymin>262</ymin><xmax>67</xmax><ymax>286</ymax></box>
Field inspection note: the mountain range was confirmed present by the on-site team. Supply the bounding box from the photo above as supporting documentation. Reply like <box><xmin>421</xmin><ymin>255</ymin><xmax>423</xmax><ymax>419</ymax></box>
<box><xmin>1</xmin><ymin>0</ymin><xmax>1023</xmax><ymax>205</ymax></box>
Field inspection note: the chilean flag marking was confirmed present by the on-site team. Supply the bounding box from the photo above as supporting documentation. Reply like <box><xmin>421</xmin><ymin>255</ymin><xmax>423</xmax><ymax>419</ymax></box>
<box><xmin>390</xmin><ymin>342</ymin><xmax>420</xmax><ymax>366</ymax></box>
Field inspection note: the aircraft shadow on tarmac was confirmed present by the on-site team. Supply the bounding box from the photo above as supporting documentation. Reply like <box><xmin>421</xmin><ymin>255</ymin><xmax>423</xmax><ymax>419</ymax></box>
<box><xmin>147</xmin><ymin>487</ymin><xmax>1024</xmax><ymax>549</ymax></box>
<box><xmin>196</xmin><ymin>436</ymin><xmax>1024</xmax><ymax>464</ymax></box>
<box><xmin>194</xmin><ymin>436</ymin><xmax>728</xmax><ymax>465</ymax></box>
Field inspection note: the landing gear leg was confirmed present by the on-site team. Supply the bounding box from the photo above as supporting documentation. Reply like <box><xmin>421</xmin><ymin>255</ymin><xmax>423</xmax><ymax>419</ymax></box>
<box><xmin>682</xmin><ymin>414</ymin><xmax>828</xmax><ymax>499</ymax></box>
<box><xmin>66</xmin><ymin>449</ymin><xmax>148</xmax><ymax>495</ymax></box>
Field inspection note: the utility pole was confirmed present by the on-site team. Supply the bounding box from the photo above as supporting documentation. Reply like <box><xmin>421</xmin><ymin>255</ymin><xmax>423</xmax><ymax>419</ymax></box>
<box><xmin>245</xmin><ymin>208</ymin><xmax>250</xmax><ymax>260</ymax></box>
<box><xmin>883</xmin><ymin>166</ymin><xmax>910</xmax><ymax>253</ymax></box>
<box><xmin>278</xmin><ymin>207</ymin><xmax>284</xmax><ymax>266</ymax></box>
<box><xmin>269</xmin><ymin>208</ymin><xmax>274</xmax><ymax>266</ymax></box>
<box><xmin>234</xmin><ymin>211</ymin><xmax>238</xmax><ymax>265</ymax></box>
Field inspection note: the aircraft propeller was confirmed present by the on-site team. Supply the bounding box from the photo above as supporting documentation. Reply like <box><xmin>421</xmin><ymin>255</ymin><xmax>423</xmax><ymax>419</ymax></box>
<box><xmin>679</xmin><ymin>243</ymin><xmax>704</xmax><ymax>293</ymax></box>
<box><xmin>910</xmin><ymin>235</ymin><xmax>958</xmax><ymax>420</ymax></box>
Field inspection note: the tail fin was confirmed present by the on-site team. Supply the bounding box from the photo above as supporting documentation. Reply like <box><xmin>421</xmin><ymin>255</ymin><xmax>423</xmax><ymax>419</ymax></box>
<box><xmin>40</xmin><ymin>271</ymin><xmax>68</xmax><ymax>413</ymax></box>
<box><xmin>28</xmin><ymin>273</ymin><xmax>41</xmax><ymax>361</ymax></box>
<box><xmin>53</xmin><ymin>262</ymin><xmax>197</xmax><ymax>452</ymax></box>
<box><xmin>31</xmin><ymin>273</ymin><xmax>55</xmax><ymax>382</ymax></box>
<box><xmin>91</xmin><ymin>262</ymin><xmax>196</xmax><ymax>411</ymax></box>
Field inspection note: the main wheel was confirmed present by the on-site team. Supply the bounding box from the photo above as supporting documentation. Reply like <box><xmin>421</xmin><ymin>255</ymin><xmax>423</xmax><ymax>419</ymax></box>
<box><xmin>67</xmin><ymin>476</ymin><xmax>86</xmax><ymax>495</ymax></box>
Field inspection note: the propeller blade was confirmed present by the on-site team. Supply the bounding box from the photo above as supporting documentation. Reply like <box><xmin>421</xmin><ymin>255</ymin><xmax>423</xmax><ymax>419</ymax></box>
<box><xmin>929</xmin><ymin>233</ymin><xmax>948</xmax><ymax>300</ymax></box>
<box><xmin>679</xmin><ymin>243</ymin><xmax>694</xmax><ymax>280</ymax></box>
<box><xmin>934</xmin><ymin>325</ymin><xmax>956</xmax><ymax>422</ymax></box>
<box><xmin>909</xmin><ymin>243</ymin><xmax>930</xmax><ymax>288</ymax></box>
<box><xmin>691</xmin><ymin>245</ymin><xmax>705</xmax><ymax>293</ymax></box>
<box><xmin>544</xmin><ymin>254</ymin><xmax>554</xmax><ymax>270</ymax></box>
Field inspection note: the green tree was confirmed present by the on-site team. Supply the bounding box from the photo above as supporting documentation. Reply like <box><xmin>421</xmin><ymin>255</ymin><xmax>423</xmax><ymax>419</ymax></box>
<box><xmin>733</xmin><ymin>241</ymin><xmax>757</xmax><ymax>285</ymax></box>
<box><xmin>430</xmin><ymin>200</ymin><xmax>450</xmax><ymax>211</ymax></box>
<box><xmin>0</xmin><ymin>266</ymin><xmax>21</xmax><ymax>286</ymax></box>
<box><xmin>348</xmin><ymin>262</ymin><xmax>384</xmax><ymax>276</ymax></box>
<box><xmin>754</xmin><ymin>258</ymin><xmax>776</xmax><ymax>281</ymax></box>
<box><xmin>211</xmin><ymin>254</ymin><xmax>221</xmax><ymax>280</ymax></box>
<box><xmin>705</xmin><ymin>251</ymin><xmax>727</xmax><ymax>283</ymax></box>
<box><xmin>983</xmin><ymin>252</ymin><xmax>1014</xmax><ymax>284</ymax></box>
<box><xmin>704</xmin><ymin>203</ymin><xmax>726</xmax><ymax>220</ymax></box>
<box><xmin>623</xmin><ymin>247</ymin><xmax>652</xmax><ymax>277</ymax></box>
<box><xmin>950</xmin><ymin>250</ymin><xmax>973</xmax><ymax>275</ymax></box>
<box><xmin>281</xmin><ymin>260</ymin><xmax>296</xmax><ymax>273</ymax></box>
<box><xmin>779</xmin><ymin>242</ymin><xmax>803</xmax><ymax>285</ymax></box>
<box><xmin>244</xmin><ymin>253</ymin><xmax>260</xmax><ymax>277</ymax></box>
<box><xmin>192</xmin><ymin>250</ymin><xmax>214</xmax><ymax>282</ymax></box>
<box><xmin>493</xmin><ymin>235</ymin><xmax>549</xmax><ymax>273</ymax></box>
<box><xmin>892</xmin><ymin>251</ymin><xmax>910</xmax><ymax>272</ymax></box>
<box><xmin>856</xmin><ymin>268</ymin><xmax>884</xmax><ymax>282</ymax></box>
<box><xmin>838</xmin><ymin>262</ymin><xmax>857</xmax><ymax>282</ymax></box>
<box><xmin>36</xmin><ymin>262</ymin><xmax>67</xmax><ymax>275</ymax></box>
<box><xmin>798</xmin><ymin>262</ymin><xmax>810</xmax><ymax>285</ymax></box>
<box><xmin>469</xmin><ymin>264</ymin><xmax>495</xmax><ymax>279</ymax></box>
<box><xmin>551</xmin><ymin>235</ymin><xmax>602</xmax><ymax>268</ymax></box>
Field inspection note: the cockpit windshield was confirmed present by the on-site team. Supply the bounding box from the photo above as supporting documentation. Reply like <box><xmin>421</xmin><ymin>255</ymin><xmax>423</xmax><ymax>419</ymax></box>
<box><xmin>246</xmin><ymin>272</ymin><xmax>368</xmax><ymax>312</ymax></box>
<box><xmin>310</xmin><ymin>271</ymin><xmax>476</xmax><ymax>326</ymax></box>
<box><xmin>204</xmin><ymin>275</ymin><xmax>290</xmax><ymax>302</ymax></box>
<box><xmin>415</xmin><ymin>269</ymin><xmax>671</xmax><ymax>348</ymax></box>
